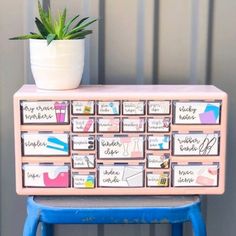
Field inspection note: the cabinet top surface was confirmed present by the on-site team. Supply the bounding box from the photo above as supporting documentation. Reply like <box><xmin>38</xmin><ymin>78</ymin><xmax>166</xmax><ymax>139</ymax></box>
<box><xmin>14</xmin><ymin>84</ymin><xmax>227</xmax><ymax>99</ymax></box>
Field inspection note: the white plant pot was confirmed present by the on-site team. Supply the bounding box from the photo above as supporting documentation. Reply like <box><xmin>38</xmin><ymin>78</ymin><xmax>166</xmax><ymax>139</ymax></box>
<box><xmin>29</xmin><ymin>39</ymin><xmax>85</xmax><ymax>90</ymax></box>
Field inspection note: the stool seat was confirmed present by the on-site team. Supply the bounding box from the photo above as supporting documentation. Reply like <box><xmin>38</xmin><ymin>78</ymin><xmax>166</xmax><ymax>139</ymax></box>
<box><xmin>23</xmin><ymin>195</ymin><xmax>206</xmax><ymax>236</ymax></box>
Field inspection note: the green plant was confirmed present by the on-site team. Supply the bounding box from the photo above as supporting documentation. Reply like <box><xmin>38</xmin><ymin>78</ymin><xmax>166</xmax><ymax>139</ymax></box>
<box><xmin>10</xmin><ymin>1</ymin><xmax>97</xmax><ymax>45</ymax></box>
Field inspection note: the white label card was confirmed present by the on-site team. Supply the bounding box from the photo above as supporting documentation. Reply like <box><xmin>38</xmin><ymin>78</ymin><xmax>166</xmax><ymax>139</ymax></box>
<box><xmin>72</xmin><ymin>154</ymin><xmax>95</xmax><ymax>168</ymax></box>
<box><xmin>122</xmin><ymin>118</ymin><xmax>145</xmax><ymax>132</ymax></box>
<box><xmin>72</xmin><ymin>101</ymin><xmax>94</xmax><ymax>115</ymax></box>
<box><xmin>72</xmin><ymin>118</ymin><xmax>95</xmax><ymax>133</ymax></box>
<box><xmin>98</xmin><ymin>101</ymin><xmax>120</xmax><ymax>115</ymax></box>
<box><xmin>147</xmin><ymin>173</ymin><xmax>169</xmax><ymax>187</ymax></box>
<box><xmin>73</xmin><ymin>136</ymin><xmax>95</xmax><ymax>150</ymax></box>
<box><xmin>147</xmin><ymin>136</ymin><xmax>170</xmax><ymax>150</ymax></box>
<box><xmin>21</xmin><ymin>101</ymin><xmax>69</xmax><ymax>124</ymax></box>
<box><xmin>148</xmin><ymin>101</ymin><xmax>170</xmax><ymax>115</ymax></box>
<box><xmin>123</xmin><ymin>101</ymin><xmax>145</xmax><ymax>115</ymax></box>
<box><xmin>99</xmin><ymin>136</ymin><xmax>144</xmax><ymax>159</ymax></box>
<box><xmin>22</xmin><ymin>133</ymin><xmax>69</xmax><ymax>156</ymax></box>
<box><xmin>98</xmin><ymin>118</ymin><xmax>120</xmax><ymax>133</ymax></box>
<box><xmin>147</xmin><ymin>154</ymin><xmax>169</xmax><ymax>168</ymax></box>
<box><xmin>73</xmin><ymin>174</ymin><xmax>95</xmax><ymax>188</ymax></box>
<box><xmin>174</xmin><ymin>102</ymin><xmax>221</xmax><ymax>124</ymax></box>
<box><xmin>99</xmin><ymin>165</ymin><xmax>144</xmax><ymax>187</ymax></box>
<box><xmin>148</xmin><ymin>118</ymin><xmax>170</xmax><ymax>132</ymax></box>
<box><xmin>23</xmin><ymin>165</ymin><xmax>69</xmax><ymax>187</ymax></box>
<box><xmin>173</xmin><ymin>165</ymin><xmax>218</xmax><ymax>187</ymax></box>
<box><xmin>173</xmin><ymin>133</ymin><xmax>219</xmax><ymax>156</ymax></box>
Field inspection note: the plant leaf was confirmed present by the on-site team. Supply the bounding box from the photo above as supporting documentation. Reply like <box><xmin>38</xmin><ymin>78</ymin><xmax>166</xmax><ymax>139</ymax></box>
<box><xmin>65</xmin><ymin>30</ymin><xmax>92</xmax><ymax>39</ymax></box>
<box><xmin>35</xmin><ymin>17</ymin><xmax>49</xmax><ymax>38</ymax></box>
<box><xmin>9</xmin><ymin>34</ymin><xmax>43</xmax><ymax>40</ymax></box>
<box><xmin>74</xmin><ymin>17</ymin><xmax>89</xmax><ymax>28</ymax></box>
<box><xmin>46</xmin><ymin>33</ymin><xmax>56</xmax><ymax>45</ymax></box>
<box><xmin>63</xmin><ymin>14</ymin><xmax>80</xmax><ymax>36</ymax></box>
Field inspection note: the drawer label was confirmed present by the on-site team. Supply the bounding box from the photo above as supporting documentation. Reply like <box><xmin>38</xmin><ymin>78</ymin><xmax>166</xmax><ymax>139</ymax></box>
<box><xmin>174</xmin><ymin>102</ymin><xmax>221</xmax><ymax>124</ymax></box>
<box><xmin>122</xmin><ymin>118</ymin><xmax>145</xmax><ymax>132</ymax></box>
<box><xmin>72</xmin><ymin>154</ymin><xmax>95</xmax><ymax>168</ymax></box>
<box><xmin>123</xmin><ymin>101</ymin><xmax>145</xmax><ymax>115</ymax></box>
<box><xmin>147</xmin><ymin>173</ymin><xmax>169</xmax><ymax>187</ymax></box>
<box><xmin>72</xmin><ymin>118</ymin><xmax>95</xmax><ymax>133</ymax></box>
<box><xmin>172</xmin><ymin>164</ymin><xmax>218</xmax><ymax>187</ymax></box>
<box><xmin>147</xmin><ymin>136</ymin><xmax>170</xmax><ymax>150</ymax></box>
<box><xmin>148</xmin><ymin>101</ymin><xmax>170</xmax><ymax>115</ymax></box>
<box><xmin>72</xmin><ymin>136</ymin><xmax>95</xmax><ymax>150</ymax></box>
<box><xmin>21</xmin><ymin>101</ymin><xmax>69</xmax><ymax>124</ymax></box>
<box><xmin>72</xmin><ymin>101</ymin><xmax>94</xmax><ymax>115</ymax></box>
<box><xmin>147</xmin><ymin>117</ymin><xmax>170</xmax><ymax>132</ymax></box>
<box><xmin>173</xmin><ymin>133</ymin><xmax>219</xmax><ymax>156</ymax></box>
<box><xmin>98</xmin><ymin>101</ymin><xmax>120</xmax><ymax>115</ymax></box>
<box><xmin>98</xmin><ymin>118</ymin><xmax>120</xmax><ymax>133</ymax></box>
<box><xmin>98</xmin><ymin>165</ymin><xmax>144</xmax><ymax>187</ymax></box>
<box><xmin>147</xmin><ymin>154</ymin><xmax>169</xmax><ymax>168</ymax></box>
<box><xmin>73</xmin><ymin>174</ymin><xmax>95</xmax><ymax>188</ymax></box>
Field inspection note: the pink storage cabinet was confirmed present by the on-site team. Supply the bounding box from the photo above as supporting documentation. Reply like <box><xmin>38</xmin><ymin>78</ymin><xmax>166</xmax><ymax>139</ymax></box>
<box><xmin>14</xmin><ymin>85</ymin><xmax>227</xmax><ymax>195</ymax></box>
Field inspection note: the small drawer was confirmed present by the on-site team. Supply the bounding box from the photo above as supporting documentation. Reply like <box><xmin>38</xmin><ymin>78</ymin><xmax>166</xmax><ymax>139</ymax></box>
<box><xmin>72</xmin><ymin>118</ymin><xmax>95</xmax><ymax>133</ymax></box>
<box><xmin>72</xmin><ymin>173</ymin><xmax>95</xmax><ymax>188</ymax></box>
<box><xmin>72</xmin><ymin>101</ymin><xmax>95</xmax><ymax>115</ymax></box>
<box><xmin>98</xmin><ymin>164</ymin><xmax>144</xmax><ymax>187</ymax></box>
<box><xmin>122</xmin><ymin>117</ymin><xmax>145</xmax><ymax>133</ymax></box>
<box><xmin>146</xmin><ymin>172</ymin><xmax>169</xmax><ymax>187</ymax></box>
<box><xmin>97</xmin><ymin>101</ymin><xmax>120</xmax><ymax>115</ymax></box>
<box><xmin>147</xmin><ymin>154</ymin><xmax>170</xmax><ymax>169</ymax></box>
<box><xmin>22</xmin><ymin>132</ymin><xmax>69</xmax><ymax>156</ymax></box>
<box><xmin>72</xmin><ymin>154</ymin><xmax>95</xmax><ymax>169</ymax></box>
<box><xmin>20</xmin><ymin>100</ymin><xmax>70</xmax><ymax>125</ymax></box>
<box><xmin>172</xmin><ymin>163</ymin><xmax>219</xmax><ymax>187</ymax></box>
<box><xmin>72</xmin><ymin>136</ymin><xmax>95</xmax><ymax>150</ymax></box>
<box><xmin>148</xmin><ymin>100</ymin><xmax>170</xmax><ymax>115</ymax></box>
<box><xmin>147</xmin><ymin>117</ymin><xmax>170</xmax><ymax>133</ymax></box>
<box><xmin>97</xmin><ymin>118</ymin><xmax>120</xmax><ymax>133</ymax></box>
<box><xmin>147</xmin><ymin>135</ymin><xmax>170</xmax><ymax>150</ymax></box>
<box><xmin>23</xmin><ymin>164</ymin><xmax>69</xmax><ymax>187</ymax></box>
<box><xmin>122</xmin><ymin>101</ymin><xmax>145</xmax><ymax>115</ymax></box>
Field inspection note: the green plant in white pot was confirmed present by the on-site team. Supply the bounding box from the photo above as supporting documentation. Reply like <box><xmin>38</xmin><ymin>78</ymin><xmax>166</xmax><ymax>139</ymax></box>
<box><xmin>10</xmin><ymin>1</ymin><xmax>97</xmax><ymax>90</ymax></box>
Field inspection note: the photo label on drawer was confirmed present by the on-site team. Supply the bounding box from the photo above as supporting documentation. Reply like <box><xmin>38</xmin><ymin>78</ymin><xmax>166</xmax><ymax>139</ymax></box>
<box><xmin>147</xmin><ymin>154</ymin><xmax>170</xmax><ymax>168</ymax></box>
<box><xmin>173</xmin><ymin>133</ymin><xmax>219</xmax><ymax>156</ymax></box>
<box><xmin>148</xmin><ymin>117</ymin><xmax>170</xmax><ymax>132</ymax></box>
<box><xmin>147</xmin><ymin>173</ymin><xmax>169</xmax><ymax>187</ymax></box>
<box><xmin>98</xmin><ymin>165</ymin><xmax>144</xmax><ymax>187</ymax></box>
<box><xmin>72</xmin><ymin>101</ymin><xmax>94</xmax><ymax>115</ymax></box>
<box><xmin>174</xmin><ymin>102</ymin><xmax>221</xmax><ymax>124</ymax></box>
<box><xmin>98</xmin><ymin>136</ymin><xmax>144</xmax><ymax>159</ymax></box>
<box><xmin>72</xmin><ymin>136</ymin><xmax>95</xmax><ymax>150</ymax></box>
<box><xmin>98</xmin><ymin>101</ymin><xmax>120</xmax><ymax>115</ymax></box>
<box><xmin>147</xmin><ymin>136</ymin><xmax>170</xmax><ymax>150</ymax></box>
<box><xmin>148</xmin><ymin>101</ymin><xmax>170</xmax><ymax>115</ymax></box>
<box><xmin>123</xmin><ymin>101</ymin><xmax>145</xmax><ymax>115</ymax></box>
<box><xmin>73</xmin><ymin>174</ymin><xmax>95</xmax><ymax>188</ymax></box>
<box><xmin>172</xmin><ymin>164</ymin><xmax>218</xmax><ymax>187</ymax></box>
<box><xmin>22</xmin><ymin>133</ymin><xmax>69</xmax><ymax>156</ymax></box>
<box><xmin>72</xmin><ymin>154</ymin><xmax>95</xmax><ymax>168</ymax></box>
<box><xmin>21</xmin><ymin>101</ymin><xmax>69</xmax><ymax>124</ymax></box>
<box><xmin>122</xmin><ymin>118</ymin><xmax>145</xmax><ymax>132</ymax></box>
<box><xmin>98</xmin><ymin>118</ymin><xmax>120</xmax><ymax>133</ymax></box>
<box><xmin>23</xmin><ymin>165</ymin><xmax>69</xmax><ymax>187</ymax></box>
<box><xmin>72</xmin><ymin>118</ymin><xmax>95</xmax><ymax>133</ymax></box>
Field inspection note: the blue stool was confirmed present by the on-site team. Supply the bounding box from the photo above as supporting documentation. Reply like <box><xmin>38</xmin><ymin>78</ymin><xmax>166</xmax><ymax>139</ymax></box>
<box><xmin>23</xmin><ymin>196</ymin><xmax>206</xmax><ymax>236</ymax></box>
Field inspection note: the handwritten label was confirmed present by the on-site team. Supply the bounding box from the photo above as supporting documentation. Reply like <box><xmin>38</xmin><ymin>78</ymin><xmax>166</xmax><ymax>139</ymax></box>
<box><xmin>73</xmin><ymin>174</ymin><xmax>95</xmax><ymax>188</ymax></box>
<box><xmin>98</xmin><ymin>136</ymin><xmax>144</xmax><ymax>159</ymax></box>
<box><xmin>147</xmin><ymin>154</ymin><xmax>170</xmax><ymax>168</ymax></box>
<box><xmin>98</xmin><ymin>118</ymin><xmax>120</xmax><ymax>133</ymax></box>
<box><xmin>72</xmin><ymin>118</ymin><xmax>95</xmax><ymax>133</ymax></box>
<box><xmin>122</xmin><ymin>118</ymin><xmax>145</xmax><ymax>132</ymax></box>
<box><xmin>173</xmin><ymin>133</ymin><xmax>219</xmax><ymax>156</ymax></box>
<box><xmin>22</xmin><ymin>133</ymin><xmax>69</xmax><ymax>156</ymax></box>
<box><xmin>98</xmin><ymin>101</ymin><xmax>120</xmax><ymax>115</ymax></box>
<box><xmin>173</xmin><ymin>164</ymin><xmax>218</xmax><ymax>187</ymax></box>
<box><xmin>147</xmin><ymin>136</ymin><xmax>170</xmax><ymax>150</ymax></box>
<box><xmin>23</xmin><ymin>165</ymin><xmax>69</xmax><ymax>187</ymax></box>
<box><xmin>73</xmin><ymin>136</ymin><xmax>95</xmax><ymax>150</ymax></box>
<box><xmin>148</xmin><ymin>117</ymin><xmax>170</xmax><ymax>132</ymax></box>
<box><xmin>148</xmin><ymin>101</ymin><xmax>170</xmax><ymax>115</ymax></box>
<box><xmin>174</xmin><ymin>102</ymin><xmax>221</xmax><ymax>124</ymax></box>
<box><xmin>147</xmin><ymin>173</ymin><xmax>169</xmax><ymax>187</ymax></box>
<box><xmin>21</xmin><ymin>101</ymin><xmax>69</xmax><ymax>124</ymax></box>
<box><xmin>123</xmin><ymin>101</ymin><xmax>145</xmax><ymax>115</ymax></box>
<box><xmin>72</xmin><ymin>154</ymin><xmax>95</xmax><ymax>168</ymax></box>
<box><xmin>72</xmin><ymin>101</ymin><xmax>94</xmax><ymax>115</ymax></box>
<box><xmin>98</xmin><ymin>165</ymin><xmax>144</xmax><ymax>187</ymax></box>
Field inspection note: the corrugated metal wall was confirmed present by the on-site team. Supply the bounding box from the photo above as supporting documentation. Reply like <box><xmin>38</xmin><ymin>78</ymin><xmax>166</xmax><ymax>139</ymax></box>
<box><xmin>1</xmin><ymin>0</ymin><xmax>236</xmax><ymax>235</ymax></box>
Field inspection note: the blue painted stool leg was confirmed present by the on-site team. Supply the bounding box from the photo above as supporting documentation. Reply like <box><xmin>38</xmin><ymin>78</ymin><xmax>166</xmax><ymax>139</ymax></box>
<box><xmin>41</xmin><ymin>223</ymin><xmax>53</xmax><ymax>236</ymax></box>
<box><xmin>23</xmin><ymin>214</ymin><xmax>39</xmax><ymax>236</ymax></box>
<box><xmin>189</xmin><ymin>206</ymin><xmax>207</xmax><ymax>236</ymax></box>
<box><xmin>171</xmin><ymin>223</ymin><xmax>183</xmax><ymax>236</ymax></box>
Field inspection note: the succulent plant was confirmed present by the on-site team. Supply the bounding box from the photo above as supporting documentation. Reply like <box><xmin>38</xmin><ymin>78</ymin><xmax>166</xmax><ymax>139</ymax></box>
<box><xmin>10</xmin><ymin>1</ymin><xmax>97</xmax><ymax>45</ymax></box>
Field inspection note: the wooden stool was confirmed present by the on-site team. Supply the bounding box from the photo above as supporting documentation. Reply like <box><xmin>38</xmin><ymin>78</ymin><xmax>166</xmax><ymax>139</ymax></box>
<box><xmin>23</xmin><ymin>195</ymin><xmax>206</xmax><ymax>236</ymax></box>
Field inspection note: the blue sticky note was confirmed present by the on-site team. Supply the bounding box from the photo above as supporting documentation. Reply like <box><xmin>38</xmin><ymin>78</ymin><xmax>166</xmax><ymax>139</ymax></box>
<box><xmin>204</xmin><ymin>104</ymin><xmax>220</xmax><ymax>120</ymax></box>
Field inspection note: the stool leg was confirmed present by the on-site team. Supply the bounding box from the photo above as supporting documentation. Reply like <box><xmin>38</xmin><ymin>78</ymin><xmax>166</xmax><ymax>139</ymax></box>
<box><xmin>41</xmin><ymin>223</ymin><xmax>53</xmax><ymax>236</ymax></box>
<box><xmin>189</xmin><ymin>206</ymin><xmax>207</xmax><ymax>236</ymax></box>
<box><xmin>23</xmin><ymin>214</ymin><xmax>39</xmax><ymax>236</ymax></box>
<box><xmin>172</xmin><ymin>223</ymin><xmax>183</xmax><ymax>236</ymax></box>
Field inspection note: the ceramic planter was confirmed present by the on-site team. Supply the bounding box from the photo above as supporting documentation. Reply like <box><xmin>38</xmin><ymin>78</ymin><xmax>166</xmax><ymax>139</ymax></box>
<box><xmin>29</xmin><ymin>39</ymin><xmax>85</xmax><ymax>90</ymax></box>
